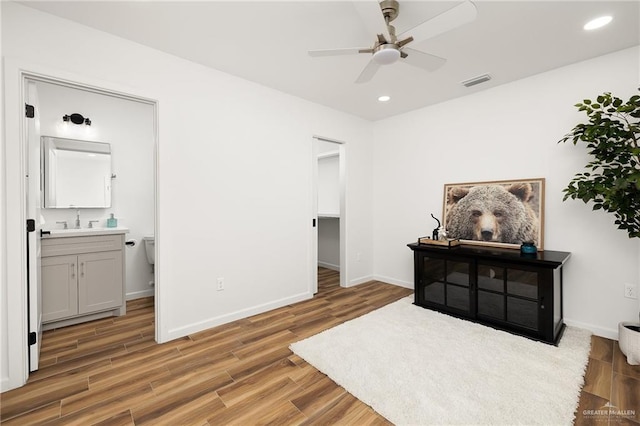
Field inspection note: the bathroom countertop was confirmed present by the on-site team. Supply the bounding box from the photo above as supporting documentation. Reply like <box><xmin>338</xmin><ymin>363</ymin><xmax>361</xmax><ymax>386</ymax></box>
<box><xmin>41</xmin><ymin>227</ymin><xmax>130</xmax><ymax>238</ymax></box>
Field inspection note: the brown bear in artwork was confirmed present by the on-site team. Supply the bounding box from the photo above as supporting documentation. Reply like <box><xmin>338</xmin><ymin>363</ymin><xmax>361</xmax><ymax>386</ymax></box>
<box><xmin>446</xmin><ymin>183</ymin><xmax>539</xmax><ymax>245</ymax></box>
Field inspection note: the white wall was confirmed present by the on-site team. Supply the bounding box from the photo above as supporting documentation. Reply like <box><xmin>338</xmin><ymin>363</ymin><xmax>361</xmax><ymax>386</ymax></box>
<box><xmin>1</xmin><ymin>2</ymin><xmax>373</xmax><ymax>391</ymax></box>
<box><xmin>372</xmin><ymin>46</ymin><xmax>640</xmax><ymax>339</ymax></box>
<box><xmin>318</xmin><ymin>218</ymin><xmax>340</xmax><ymax>270</ymax></box>
<box><xmin>318</xmin><ymin>155</ymin><xmax>340</xmax><ymax>215</ymax></box>
<box><xmin>34</xmin><ymin>81</ymin><xmax>155</xmax><ymax>299</ymax></box>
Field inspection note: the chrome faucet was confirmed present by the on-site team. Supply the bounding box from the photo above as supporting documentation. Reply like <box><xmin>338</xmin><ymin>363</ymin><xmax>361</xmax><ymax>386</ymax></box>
<box><xmin>75</xmin><ymin>210</ymin><xmax>81</xmax><ymax>229</ymax></box>
<box><xmin>56</xmin><ymin>221</ymin><xmax>68</xmax><ymax>229</ymax></box>
<box><xmin>88</xmin><ymin>220</ymin><xmax>100</xmax><ymax>228</ymax></box>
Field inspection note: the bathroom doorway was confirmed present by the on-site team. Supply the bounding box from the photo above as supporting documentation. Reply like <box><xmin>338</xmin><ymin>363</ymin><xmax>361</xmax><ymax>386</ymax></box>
<box><xmin>19</xmin><ymin>70</ymin><xmax>157</xmax><ymax>376</ymax></box>
<box><xmin>311</xmin><ymin>136</ymin><xmax>346</xmax><ymax>294</ymax></box>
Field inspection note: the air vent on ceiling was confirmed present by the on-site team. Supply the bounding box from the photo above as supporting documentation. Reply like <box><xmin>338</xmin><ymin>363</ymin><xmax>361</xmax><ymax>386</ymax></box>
<box><xmin>461</xmin><ymin>73</ymin><xmax>491</xmax><ymax>88</ymax></box>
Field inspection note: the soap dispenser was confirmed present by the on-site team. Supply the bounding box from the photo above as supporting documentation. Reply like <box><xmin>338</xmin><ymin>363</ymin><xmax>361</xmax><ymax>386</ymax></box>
<box><xmin>107</xmin><ymin>213</ymin><xmax>118</xmax><ymax>228</ymax></box>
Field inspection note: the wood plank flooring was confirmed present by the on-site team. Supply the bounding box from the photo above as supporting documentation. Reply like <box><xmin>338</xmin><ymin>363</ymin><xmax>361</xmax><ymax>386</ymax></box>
<box><xmin>2</xmin><ymin>268</ymin><xmax>638</xmax><ymax>425</ymax></box>
<box><xmin>0</xmin><ymin>268</ymin><xmax>409</xmax><ymax>425</ymax></box>
<box><xmin>575</xmin><ymin>334</ymin><xmax>640</xmax><ymax>425</ymax></box>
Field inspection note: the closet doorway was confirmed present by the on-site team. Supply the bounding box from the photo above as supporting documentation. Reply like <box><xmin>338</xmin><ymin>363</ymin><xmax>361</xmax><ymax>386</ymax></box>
<box><xmin>311</xmin><ymin>136</ymin><xmax>346</xmax><ymax>294</ymax></box>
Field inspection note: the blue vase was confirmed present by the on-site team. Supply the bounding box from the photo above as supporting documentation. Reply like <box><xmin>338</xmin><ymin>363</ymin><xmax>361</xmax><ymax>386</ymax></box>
<box><xmin>520</xmin><ymin>241</ymin><xmax>537</xmax><ymax>254</ymax></box>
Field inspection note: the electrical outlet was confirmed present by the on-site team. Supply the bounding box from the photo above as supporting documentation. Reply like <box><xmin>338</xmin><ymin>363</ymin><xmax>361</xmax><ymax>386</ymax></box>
<box><xmin>356</xmin><ymin>252</ymin><xmax>362</xmax><ymax>262</ymax></box>
<box><xmin>217</xmin><ymin>277</ymin><xmax>224</xmax><ymax>291</ymax></box>
<box><xmin>624</xmin><ymin>283</ymin><xmax>638</xmax><ymax>299</ymax></box>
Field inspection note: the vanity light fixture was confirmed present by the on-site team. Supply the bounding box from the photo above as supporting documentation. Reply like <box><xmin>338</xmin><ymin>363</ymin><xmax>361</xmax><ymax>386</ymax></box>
<box><xmin>583</xmin><ymin>15</ymin><xmax>613</xmax><ymax>30</ymax></box>
<box><xmin>63</xmin><ymin>113</ymin><xmax>91</xmax><ymax>126</ymax></box>
<box><xmin>378</xmin><ymin>95</ymin><xmax>391</xmax><ymax>102</ymax></box>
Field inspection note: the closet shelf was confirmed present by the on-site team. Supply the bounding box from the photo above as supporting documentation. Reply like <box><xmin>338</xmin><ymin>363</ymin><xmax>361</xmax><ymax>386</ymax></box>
<box><xmin>318</xmin><ymin>213</ymin><xmax>340</xmax><ymax>219</ymax></box>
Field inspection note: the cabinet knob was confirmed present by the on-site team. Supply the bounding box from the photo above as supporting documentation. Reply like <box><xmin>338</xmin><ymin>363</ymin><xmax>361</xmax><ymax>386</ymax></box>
<box><xmin>71</xmin><ymin>263</ymin><xmax>76</xmax><ymax>278</ymax></box>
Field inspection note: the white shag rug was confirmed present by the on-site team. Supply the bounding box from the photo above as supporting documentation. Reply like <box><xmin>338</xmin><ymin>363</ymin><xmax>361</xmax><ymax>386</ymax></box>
<box><xmin>290</xmin><ymin>297</ymin><xmax>591</xmax><ymax>425</ymax></box>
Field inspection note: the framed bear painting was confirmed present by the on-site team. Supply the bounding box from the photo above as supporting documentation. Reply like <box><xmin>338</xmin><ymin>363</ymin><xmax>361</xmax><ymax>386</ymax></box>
<box><xmin>442</xmin><ymin>178</ymin><xmax>545</xmax><ymax>250</ymax></box>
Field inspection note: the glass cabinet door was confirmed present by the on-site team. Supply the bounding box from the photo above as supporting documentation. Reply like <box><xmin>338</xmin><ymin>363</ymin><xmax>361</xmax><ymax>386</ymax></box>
<box><xmin>477</xmin><ymin>262</ymin><xmax>539</xmax><ymax>331</ymax></box>
<box><xmin>446</xmin><ymin>260</ymin><xmax>471</xmax><ymax>312</ymax></box>
<box><xmin>419</xmin><ymin>255</ymin><xmax>471</xmax><ymax>314</ymax></box>
<box><xmin>477</xmin><ymin>265</ymin><xmax>505</xmax><ymax>321</ymax></box>
<box><xmin>506</xmin><ymin>268</ymin><xmax>538</xmax><ymax>329</ymax></box>
<box><xmin>421</xmin><ymin>256</ymin><xmax>445</xmax><ymax>305</ymax></box>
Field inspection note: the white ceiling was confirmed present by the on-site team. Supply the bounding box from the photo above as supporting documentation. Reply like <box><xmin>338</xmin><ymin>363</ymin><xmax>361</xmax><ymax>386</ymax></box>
<box><xmin>19</xmin><ymin>1</ymin><xmax>640</xmax><ymax>121</ymax></box>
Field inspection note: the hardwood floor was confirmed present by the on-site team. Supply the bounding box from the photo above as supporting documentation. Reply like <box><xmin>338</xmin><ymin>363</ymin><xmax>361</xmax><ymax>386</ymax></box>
<box><xmin>575</xmin><ymin>335</ymin><xmax>640</xmax><ymax>425</ymax></box>
<box><xmin>1</xmin><ymin>268</ymin><xmax>409</xmax><ymax>425</ymax></box>
<box><xmin>2</xmin><ymin>268</ymin><xmax>638</xmax><ymax>425</ymax></box>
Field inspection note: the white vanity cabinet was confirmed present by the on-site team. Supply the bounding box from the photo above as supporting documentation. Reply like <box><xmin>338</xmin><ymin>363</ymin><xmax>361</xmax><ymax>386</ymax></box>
<box><xmin>41</xmin><ymin>254</ymin><xmax>78</xmax><ymax>322</ymax></box>
<box><xmin>41</xmin><ymin>232</ymin><xmax>126</xmax><ymax>329</ymax></box>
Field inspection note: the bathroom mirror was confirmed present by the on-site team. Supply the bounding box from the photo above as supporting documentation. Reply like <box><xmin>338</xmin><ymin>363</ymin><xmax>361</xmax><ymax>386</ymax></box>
<box><xmin>41</xmin><ymin>136</ymin><xmax>112</xmax><ymax>208</ymax></box>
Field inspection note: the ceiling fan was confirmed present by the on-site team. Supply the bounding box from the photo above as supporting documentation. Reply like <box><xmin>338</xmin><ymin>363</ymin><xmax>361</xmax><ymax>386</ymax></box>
<box><xmin>308</xmin><ymin>0</ymin><xmax>477</xmax><ymax>83</ymax></box>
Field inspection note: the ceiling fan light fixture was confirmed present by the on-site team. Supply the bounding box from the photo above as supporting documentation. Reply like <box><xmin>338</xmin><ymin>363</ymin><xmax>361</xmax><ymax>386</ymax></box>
<box><xmin>583</xmin><ymin>15</ymin><xmax>612</xmax><ymax>30</ymax></box>
<box><xmin>373</xmin><ymin>45</ymin><xmax>401</xmax><ymax>65</ymax></box>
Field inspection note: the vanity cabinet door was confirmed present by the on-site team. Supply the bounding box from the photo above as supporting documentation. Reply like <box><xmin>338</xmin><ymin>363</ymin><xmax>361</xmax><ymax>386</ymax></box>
<box><xmin>41</xmin><ymin>255</ymin><xmax>78</xmax><ymax>322</ymax></box>
<box><xmin>78</xmin><ymin>251</ymin><xmax>123</xmax><ymax>314</ymax></box>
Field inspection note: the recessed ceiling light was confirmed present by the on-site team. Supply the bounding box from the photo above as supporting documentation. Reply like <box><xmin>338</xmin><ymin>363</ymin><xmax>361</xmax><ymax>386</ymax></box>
<box><xmin>378</xmin><ymin>95</ymin><xmax>391</xmax><ymax>102</ymax></box>
<box><xmin>584</xmin><ymin>15</ymin><xmax>613</xmax><ymax>30</ymax></box>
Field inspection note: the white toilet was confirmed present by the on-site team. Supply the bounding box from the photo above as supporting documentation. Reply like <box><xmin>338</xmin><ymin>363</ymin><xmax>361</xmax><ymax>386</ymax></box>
<box><xmin>143</xmin><ymin>235</ymin><xmax>155</xmax><ymax>287</ymax></box>
<box><xmin>143</xmin><ymin>235</ymin><xmax>155</xmax><ymax>265</ymax></box>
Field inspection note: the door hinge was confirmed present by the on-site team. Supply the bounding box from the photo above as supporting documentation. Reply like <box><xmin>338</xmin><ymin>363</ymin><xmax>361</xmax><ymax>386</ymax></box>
<box><xmin>28</xmin><ymin>332</ymin><xmax>37</xmax><ymax>346</ymax></box>
<box><xmin>25</xmin><ymin>104</ymin><xmax>35</xmax><ymax>118</ymax></box>
<box><xmin>27</xmin><ymin>219</ymin><xmax>35</xmax><ymax>233</ymax></box>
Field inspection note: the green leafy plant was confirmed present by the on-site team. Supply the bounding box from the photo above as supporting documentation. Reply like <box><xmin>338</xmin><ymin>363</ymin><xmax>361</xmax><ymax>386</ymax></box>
<box><xmin>559</xmin><ymin>89</ymin><xmax>640</xmax><ymax>238</ymax></box>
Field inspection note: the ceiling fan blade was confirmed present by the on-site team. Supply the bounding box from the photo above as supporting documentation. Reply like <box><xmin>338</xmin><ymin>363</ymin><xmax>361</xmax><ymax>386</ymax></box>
<box><xmin>398</xmin><ymin>0</ymin><xmax>477</xmax><ymax>43</ymax></box>
<box><xmin>397</xmin><ymin>36</ymin><xmax>413</xmax><ymax>49</ymax></box>
<box><xmin>353</xmin><ymin>0</ymin><xmax>391</xmax><ymax>43</ymax></box>
<box><xmin>308</xmin><ymin>47</ymin><xmax>370</xmax><ymax>57</ymax></box>
<box><xmin>401</xmin><ymin>48</ymin><xmax>446</xmax><ymax>72</ymax></box>
<box><xmin>355</xmin><ymin>59</ymin><xmax>381</xmax><ymax>84</ymax></box>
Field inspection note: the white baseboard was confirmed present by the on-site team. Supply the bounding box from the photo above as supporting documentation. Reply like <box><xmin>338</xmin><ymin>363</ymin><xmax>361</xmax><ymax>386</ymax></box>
<box><xmin>126</xmin><ymin>288</ymin><xmax>155</xmax><ymax>300</ymax></box>
<box><xmin>346</xmin><ymin>274</ymin><xmax>412</xmax><ymax>289</ymax></box>
<box><xmin>318</xmin><ymin>261</ymin><xmax>340</xmax><ymax>271</ymax></box>
<box><xmin>164</xmin><ymin>291</ymin><xmax>313</xmax><ymax>341</ymax></box>
<box><xmin>564</xmin><ymin>318</ymin><xmax>619</xmax><ymax>340</ymax></box>
<box><xmin>348</xmin><ymin>275</ymin><xmax>374</xmax><ymax>287</ymax></box>
<box><xmin>373</xmin><ymin>274</ymin><xmax>413</xmax><ymax>289</ymax></box>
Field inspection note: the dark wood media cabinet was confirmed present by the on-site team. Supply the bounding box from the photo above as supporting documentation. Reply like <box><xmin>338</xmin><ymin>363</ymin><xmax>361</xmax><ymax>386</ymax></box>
<box><xmin>407</xmin><ymin>243</ymin><xmax>571</xmax><ymax>345</ymax></box>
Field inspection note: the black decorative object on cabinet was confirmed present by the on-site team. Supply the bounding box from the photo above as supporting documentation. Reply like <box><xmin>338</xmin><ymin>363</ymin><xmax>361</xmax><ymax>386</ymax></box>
<box><xmin>407</xmin><ymin>243</ymin><xmax>571</xmax><ymax>345</ymax></box>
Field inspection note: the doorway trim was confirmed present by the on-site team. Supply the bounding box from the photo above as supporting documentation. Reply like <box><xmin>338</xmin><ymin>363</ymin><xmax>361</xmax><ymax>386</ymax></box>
<box><xmin>1</xmin><ymin>57</ymin><xmax>160</xmax><ymax>391</ymax></box>
<box><xmin>312</xmin><ymin>136</ymin><xmax>346</xmax><ymax>292</ymax></box>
